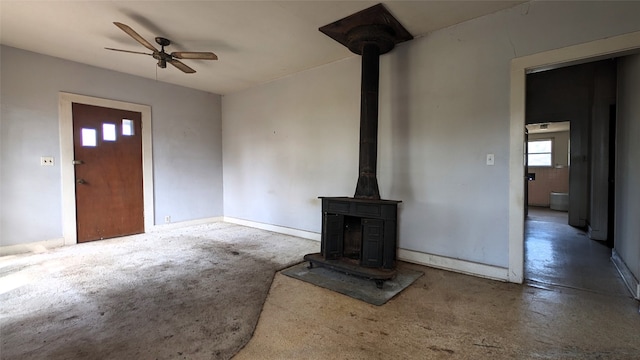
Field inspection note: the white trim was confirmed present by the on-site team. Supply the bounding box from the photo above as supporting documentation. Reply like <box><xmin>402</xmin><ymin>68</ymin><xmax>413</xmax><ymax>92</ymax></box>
<box><xmin>509</xmin><ymin>30</ymin><xmax>640</xmax><ymax>284</ymax></box>
<box><xmin>149</xmin><ymin>217</ymin><xmax>224</xmax><ymax>232</ymax></box>
<box><xmin>223</xmin><ymin>217</ymin><xmax>321</xmax><ymax>241</ymax></box>
<box><xmin>58</xmin><ymin>93</ymin><xmax>154</xmax><ymax>245</ymax></box>
<box><xmin>398</xmin><ymin>248</ymin><xmax>509</xmax><ymax>281</ymax></box>
<box><xmin>0</xmin><ymin>238</ymin><xmax>65</xmax><ymax>256</ymax></box>
<box><xmin>509</xmin><ymin>58</ymin><xmax>526</xmax><ymax>284</ymax></box>
<box><xmin>612</xmin><ymin>250</ymin><xmax>640</xmax><ymax>300</ymax></box>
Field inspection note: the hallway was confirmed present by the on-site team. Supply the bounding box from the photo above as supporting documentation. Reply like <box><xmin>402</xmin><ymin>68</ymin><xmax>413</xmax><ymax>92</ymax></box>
<box><xmin>525</xmin><ymin>206</ymin><xmax>630</xmax><ymax>297</ymax></box>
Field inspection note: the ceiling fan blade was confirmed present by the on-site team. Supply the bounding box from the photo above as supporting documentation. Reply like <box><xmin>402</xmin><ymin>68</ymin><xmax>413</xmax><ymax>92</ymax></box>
<box><xmin>171</xmin><ymin>52</ymin><xmax>218</xmax><ymax>60</ymax></box>
<box><xmin>113</xmin><ymin>22</ymin><xmax>158</xmax><ymax>53</ymax></box>
<box><xmin>168</xmin><ymin>59</ymin><xmax>196</xmax><ymax>74</ymax></box>
<box><xmin>105</xmin><ymin>47</ymin><xmax>153</xmax><ymax>56</ymax></box>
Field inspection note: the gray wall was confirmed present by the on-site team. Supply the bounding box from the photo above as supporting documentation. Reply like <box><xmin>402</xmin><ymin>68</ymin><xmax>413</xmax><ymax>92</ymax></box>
<box><xmin>616</xmin><ymin>54</ymin><xmax>640</xmax><ymax>284</ymax></box>
<box><xmin>1</xmin><ymin>46</ymin><xmax>223</xmax><ymax>246</ymax></box>
<box><xmin>589</xmin><ymin>61</ymin><xmax>617</xmax><ymax>240</ymax></box>
<box><xmin>222</xmin><ymin>1</ymin><xmax>640</xmax><ymax>269</ymax></box>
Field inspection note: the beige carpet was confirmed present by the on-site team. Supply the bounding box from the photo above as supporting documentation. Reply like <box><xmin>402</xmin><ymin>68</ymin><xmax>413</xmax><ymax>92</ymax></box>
<box><xmin>0</xmin><ymin>222</ymin><xmax>319</xmax><ymax>360</ymax></box>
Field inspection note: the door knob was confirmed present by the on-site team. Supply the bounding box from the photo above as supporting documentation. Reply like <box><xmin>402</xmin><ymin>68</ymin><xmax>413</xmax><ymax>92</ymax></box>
<box><xmin>77</xmin><ymin>179</ymin><xmax>86</xmax><ymax>184</ymax></box>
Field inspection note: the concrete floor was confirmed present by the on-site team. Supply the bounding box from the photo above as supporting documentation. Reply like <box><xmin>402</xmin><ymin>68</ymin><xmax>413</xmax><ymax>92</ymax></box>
<box><xmin>525</xmin><ymin>207</ymin><xmax>630</xmax><ymax>296</ymax></box>
<box><xmin>235</xmin><ymin>207</ymin><xmax>640</xmax><ymax>359</ymax></box>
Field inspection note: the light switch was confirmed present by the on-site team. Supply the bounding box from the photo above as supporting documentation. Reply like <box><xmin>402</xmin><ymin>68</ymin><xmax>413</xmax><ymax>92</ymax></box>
<box><xmin>486</xmin><ymin>154</ymin><xmax>495</xmax><ymax>166</ymax></box>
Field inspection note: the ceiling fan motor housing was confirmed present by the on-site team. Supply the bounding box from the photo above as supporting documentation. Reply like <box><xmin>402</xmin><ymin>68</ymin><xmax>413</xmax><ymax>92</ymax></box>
<box><xmin>155</xmin><ymin>37</ymin><xmax>171</xmax><ymax>47</ymax></box>
<box><xmin>152</xmin><ymin>37</ymin><xmax>172</xmax><ymax>68</ymax></box>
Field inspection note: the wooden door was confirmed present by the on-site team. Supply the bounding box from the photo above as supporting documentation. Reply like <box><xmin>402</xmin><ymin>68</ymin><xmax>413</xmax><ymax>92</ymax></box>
<box><xmin>72</xmin><ymin>103</ymin><xmax>144</xmax><ymax>243</ymax></box>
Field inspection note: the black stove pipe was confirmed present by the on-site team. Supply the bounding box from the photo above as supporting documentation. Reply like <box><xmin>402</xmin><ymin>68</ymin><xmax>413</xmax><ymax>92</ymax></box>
<box><xmin>354</xmin><ymin>42</ymin><xmax>381</xmax><ymax>200</ymax></box>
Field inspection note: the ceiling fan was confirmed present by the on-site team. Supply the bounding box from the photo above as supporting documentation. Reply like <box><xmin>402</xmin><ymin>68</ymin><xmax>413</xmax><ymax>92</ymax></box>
<box><xmin>106</xmin><ymin>22</ymin><xmax>217</xmax><ymax>74</ymax></box>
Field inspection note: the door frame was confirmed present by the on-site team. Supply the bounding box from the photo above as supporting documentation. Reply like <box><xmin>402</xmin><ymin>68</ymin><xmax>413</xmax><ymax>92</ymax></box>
<box><xmin>508</xmin><ymin>30</ymin><xmax>640</xmax><ymax>283</ymax></box>
<box><xmin>59</xmin><ymin>92</ymin><xmax>154</xmax><ymax>245</ymax></box>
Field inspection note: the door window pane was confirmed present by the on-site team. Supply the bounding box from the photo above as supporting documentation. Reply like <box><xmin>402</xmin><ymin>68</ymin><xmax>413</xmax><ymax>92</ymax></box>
<box><xmin>122</xmin><ymin>119</ymin><xmax>134</xmax><ymax>136</ymax></box>
<box><xmin>103</xmin><ymin>123</ymin><xmax>116</xmax><ymax>141</ymax></box>
<box><xmin>81</xmin><ymin>128</ymin><xmax>97</xmax><ymax>147</ymax></box>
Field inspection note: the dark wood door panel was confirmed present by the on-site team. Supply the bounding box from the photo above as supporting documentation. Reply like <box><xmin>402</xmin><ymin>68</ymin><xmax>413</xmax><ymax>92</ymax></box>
<box><xmin>72</xmin><ymin>103</ymin><xmax>143</xmax><ymax>242</ymax></box>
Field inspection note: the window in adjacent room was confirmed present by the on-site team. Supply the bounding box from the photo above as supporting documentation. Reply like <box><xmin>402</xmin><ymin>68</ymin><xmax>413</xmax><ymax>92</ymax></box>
<box><xmin>527</xmin><ymin>139</ymin><xmax>552</xmax><ymax>166</ymax></box>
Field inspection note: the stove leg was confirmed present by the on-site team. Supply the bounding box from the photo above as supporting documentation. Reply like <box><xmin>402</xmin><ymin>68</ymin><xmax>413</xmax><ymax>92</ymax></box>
<box><xmin>375</xmin><ymin>279</ymin><xmax>384</xmax><ymax>289</ymax></box>
<box><xmin>307</xmin><ymin>262</ymin><xmax>314</xmax><ymax>269</ymax></box>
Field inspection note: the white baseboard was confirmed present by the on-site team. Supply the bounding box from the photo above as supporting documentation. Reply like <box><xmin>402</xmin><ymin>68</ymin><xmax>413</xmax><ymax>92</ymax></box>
<box><xmin>398</xmin><ymin>248</ymin><xmax>510</xmax><ymax>282</ymax></box>
<box><xmin>612</xmin><ymin>249</ymin><xmax>640</xmax><ymax>300</ymax></box>
<box><xmin>149</xmin><ymin>217</ymin><xmax>224</xmax><ymax>232</ymax></box>
<box><xmin>223</xmin><ymin>217</ymin><xmax>321</xmax><ymax>241</ymax></box>
<box><xmin>0</xmin><ymin>238</ymin><xmax>65</xmax><ymax>256</ymax></box>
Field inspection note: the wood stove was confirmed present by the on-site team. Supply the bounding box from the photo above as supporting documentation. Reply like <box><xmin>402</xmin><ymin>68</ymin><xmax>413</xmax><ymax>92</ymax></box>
<box><xmin>304</xmin><ymin>4</ymin><xmax>412</xmax><ymax>287</ymax></box>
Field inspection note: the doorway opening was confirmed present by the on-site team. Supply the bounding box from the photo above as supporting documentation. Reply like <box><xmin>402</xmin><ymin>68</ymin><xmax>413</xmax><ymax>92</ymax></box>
<box><xmin>523</xmin><ymin>60</ymin><xmax>628</xmax><ymax>295</ymax></box>
<box><xmin>525</xmin><ymin>121</ymin><xmax>570</xmax><ymax>213</ymax></box>
<box><xmin>59</xmin><ymin>93</ymin><xmax>154</xmax><ymax>245</ymax></box>
<box><xmin>508</xmin><ymin>30</ymin><xmax>640</xmax><ymax>285</ymax></box>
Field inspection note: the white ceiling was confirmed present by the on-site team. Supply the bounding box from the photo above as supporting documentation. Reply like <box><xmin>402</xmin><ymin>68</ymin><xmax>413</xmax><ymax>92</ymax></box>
<box><xmin>0</xmin><ymin>1</ymin><xmax>524</xmax><ymax>95</ymax></box>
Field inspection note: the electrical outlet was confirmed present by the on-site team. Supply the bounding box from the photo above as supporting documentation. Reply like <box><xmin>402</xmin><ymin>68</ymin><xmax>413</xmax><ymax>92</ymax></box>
<box><xmin>164</xmin><ymin>216</ymin><xmax>171</xmax><ymax>223</ymax></box>
<box><xmin>40</xmin><ymin>156</ymin><xmax>54</xmax><ymax>166</ymax></box>
<box><xmin>486</xmin><ymin>154</ymin><xmax>495</xmax><ymax>166</ymax></box>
